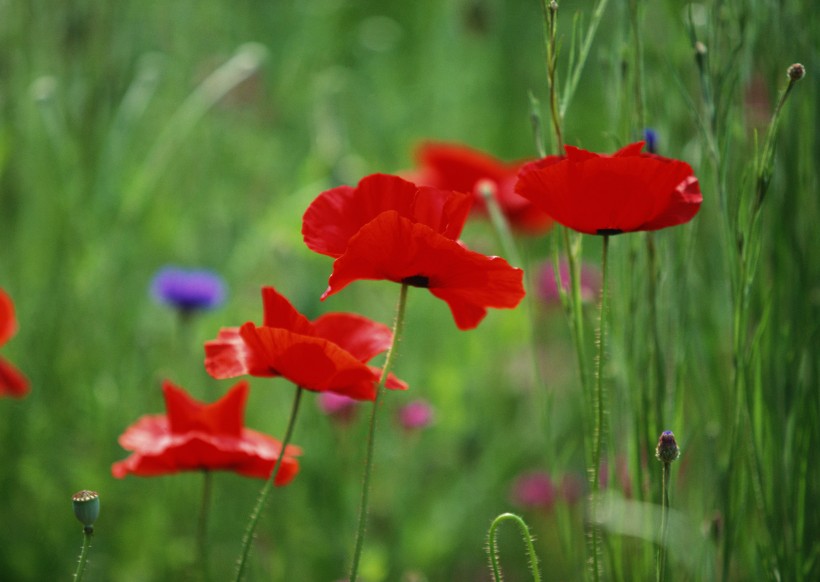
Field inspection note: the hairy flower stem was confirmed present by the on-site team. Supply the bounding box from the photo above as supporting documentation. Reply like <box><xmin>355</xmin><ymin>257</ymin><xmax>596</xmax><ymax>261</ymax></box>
<box><xmin>234</xmin><ymin>385</ymin><xmax>303</xmax><ymax>582</ymax></box>
<box><xmin>349</xmin><ymin>283</ymin><xmax>410</xmax><ymax>582</ymax></box>
<box><xmin>656</xmin><ymin>461</ymin><xmax>671</xmax><ymax>582</ymax></box>
<box><xmin>487</xmin><ymin>513</ymin><xmax>542</xmax><ymax>582</ymax></box>
<box><xmin>73</xmin><ymin>529</ymin><xmax>93</xmax><ymax>582</ymax></box>
<box><xmin>589</xmin><ymin>234</ymin><xmax>611</xmax><ymax>582</ymax></box>
<box><xmin>198</xmin><ymin>470</ymin><xmax>213</xmax><ymax>582</ymax></box>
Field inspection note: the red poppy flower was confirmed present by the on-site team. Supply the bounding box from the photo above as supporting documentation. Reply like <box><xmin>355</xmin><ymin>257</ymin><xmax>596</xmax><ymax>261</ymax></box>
<box><xmin>0</xmin><ymin>289</ymin><xmax>29</xmax><ymax>398</ymax></box>
<box><xmin>112</xmin><ymin>381</ymin><xmax>301</xmax><ymax>482</ymax></box>
<box><xmin>413</xmin><ymin>141</ymin><xmax>553</xmax><ymax>233</ymax></box>
<box><xmin>515</xmin><ymin>142</ymin><xmax>702</xmax><ymax>235</ymax></box>
<box><xmin>205</xmin><ymin>286</ymin><xmax>407</xmax><ymax>401</ymax></box>
<box><xmin>302</xmin><ymin>173</ymin><xmax>526</xmax><ymax>330</ymax></box>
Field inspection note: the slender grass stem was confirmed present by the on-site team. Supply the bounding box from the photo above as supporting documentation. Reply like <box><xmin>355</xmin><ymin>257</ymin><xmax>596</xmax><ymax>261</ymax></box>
<box><xmin>234</xmin><ymin>385</ymin><xmax>303</xmax><ymax>582</ymax></box>
<box><xmin>543</xmin><ymin>0</ymin><xmax>564</xmax><ymax>153</ymax></box>
<box><xmin>657</xmin><ymin>461</ymin><xmax>671</xmax><ymax>582</ymax></box>
<box><xmin>73</xmin><ymin>529</ymin><xmax>93</xmax><ymax>582</ymax></box>
<box><xmin>198</xmin><ymin>470</ymin><xmax>213</xmax><ymax>582</ymax></box>
<box><xmin>349</xmin><ymin>283</ymin><xmax>410</xmax><ymax>582</ymax></box>
<box><xmin>487</xmin><ymin>513</ymin><xmax>542</xmax><ymax>582</ymax></box>
<box><xmin>589</xmin><ymin>234</ymin><xmax>611</xmax><ymax>582</ymax></box>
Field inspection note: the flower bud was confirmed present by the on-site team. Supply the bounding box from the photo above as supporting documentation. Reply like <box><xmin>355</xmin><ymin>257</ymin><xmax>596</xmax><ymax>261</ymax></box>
<box><xmin>655</xmin><ymin>431</ymin><xmax>680</xmax><ymax>463</ymax></box>
<box><xmin>787</xmin><ymin>63</ymin><xmax>805</xmax><ymax>82</ymax></box>
<box><xmin>72</xmin><ymin>490</ymin><xmax>100</xmax><ymax>533</ymax></box>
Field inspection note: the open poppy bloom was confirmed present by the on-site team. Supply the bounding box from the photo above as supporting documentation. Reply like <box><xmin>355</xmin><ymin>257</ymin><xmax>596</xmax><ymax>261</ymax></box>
<box><xmin>413</xmin><ymin>141</ymin><xmax>553</xmax><ymax>233</ymax></box>
<box><xmin>302</xmin><ymin>173</ymin><xmax>526</xmax><ymax>330</ymax></box>
<box><xmin>0</xmin><ymin>289</ymin><xmax>29</xmax><ymax>398</ymax></box>
<box><xmin>112</xmin><ymin>381</ymin><xmax>300</xmax><ymax>482</ymax></box>
<box><xmin>205</xmin><ymin>286</ymin><xmax>407</xmax><ymax>401</ymax></box>
<box><xmin>515</xmin><ymin>142</ymin><xmax>702</xmax><ymax>235</ymax></box>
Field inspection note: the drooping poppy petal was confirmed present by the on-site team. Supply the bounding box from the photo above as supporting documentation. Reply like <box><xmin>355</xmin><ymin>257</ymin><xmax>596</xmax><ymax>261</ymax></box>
<box><xmin>302</xmin><ymin>174</ymin><xmax>473</xmax><ymax>258</ymax></box>
<box><xmin>238</xmin><ymin>323</ymin><xmax>379</xmax><ymax>400</ymax></box>
<box><xmin>414</xmin><ymin>142</ymin><xmax>554</xmax><ymax>234</ymax></box>
<box><xmin>112</xmin><ymin>381</ymin><xmax>301</xmax><ymax>482</ymax></box>
<box><xmin>312</xmin><ymin>313</ymin><xmax>393</xmax><ymax>363</ymax></box>
<box><xmin>515</xmin><ymin>142</ymin><xmax>702</xmax><ymax>235</ymax></box>
<box><xmin>0</xmin><ymin>289</ymin><xmax>29</xmax><ymax>398</ymax></box>
<box><xmin>204</xmin><ymin>286</ymin><xmax>406</xmax><ymax>398</ymax></box>
<box><xmin>322</xmin><ymin>212</ymin><xmax>525</xmax><ymax>330</ymax></box>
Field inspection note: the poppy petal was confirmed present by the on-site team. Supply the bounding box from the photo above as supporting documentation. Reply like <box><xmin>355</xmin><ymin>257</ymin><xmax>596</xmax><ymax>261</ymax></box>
<box><xmin>113</xmin><ymin>383</ymin><xmax>301</xmax><ymax>482</ymax></box>
<box><xmin>261</xmin><ymin>287</ymin><xmax>315</xmax><ymax>334</ymax></box>
<box><xmin>205</xmin><ymin>327</ymin><xmax>277</xmax><ymax>379</ymax></box>
<box><xmin>164</xmin><ymin>380</ymin><xmax>247</xmax><ymax>437</ymax></box>
<box><xmin>516</xmin><ymin>143</ymin><xmax>701</xmax><ymax>235</ymax></box>
<box><xmin>312</xmin><ymin>313</ymin><xmax>393</xmax><ymax>362</ymax></box>
<box><xmin>239</xmin><ymin>323</ymin><xmax>378</xmax><ymax>400</ymax></box>
<box><xmin>323</xmin><ymin>212</ymin><xmax>525</xmax><ymax>329</ymax></box>
<box><xmin>0</xmin><ymin>357</ymin><xmax>30</xmax><ymax>398</ymax></box>
<box><xmin>0</xmin><ymin>290</ymin><xmax>16</xmax><ymax>347</ymax></box>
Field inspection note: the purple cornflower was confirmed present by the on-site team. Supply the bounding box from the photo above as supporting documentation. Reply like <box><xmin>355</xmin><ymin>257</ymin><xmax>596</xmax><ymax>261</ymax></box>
<box><xmin>150</xmin><ymin>267</ymin><xmax>226</xmax><ymax>312</ymax></box>
<box><xmin>537</xmin><ymin>260</ymin><xmax>601</xmax><ymax>305</ymax></box>
<box><xmin>510</xmin><ymin>471</ymin><xmax>556</xmax><ymax>510</ymax></box>
<box><xmin>397</xmin><ymin>400</ymin><xmax>434</xmax><ymax>430</ymax></box>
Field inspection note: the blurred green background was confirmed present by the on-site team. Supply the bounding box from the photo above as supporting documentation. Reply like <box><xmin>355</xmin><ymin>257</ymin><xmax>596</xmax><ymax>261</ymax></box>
<box><xmin>0</xmin><ymin>0</ymin><xmax>817</xmax><ymax>580</ymax></box>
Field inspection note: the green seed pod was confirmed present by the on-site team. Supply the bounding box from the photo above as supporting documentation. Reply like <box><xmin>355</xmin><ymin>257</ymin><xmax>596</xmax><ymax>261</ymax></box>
<box><xmin>72</xmin><ymin>490</ymin><xmax>100</xmax><ymax>533</ymax></box>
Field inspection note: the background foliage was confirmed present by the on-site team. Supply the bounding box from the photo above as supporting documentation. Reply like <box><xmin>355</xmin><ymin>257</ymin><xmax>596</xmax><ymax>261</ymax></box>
<box><xmin>0</xmin><ymin>0</ymin><xmax>816</xmax><ymax>580</ymax></box>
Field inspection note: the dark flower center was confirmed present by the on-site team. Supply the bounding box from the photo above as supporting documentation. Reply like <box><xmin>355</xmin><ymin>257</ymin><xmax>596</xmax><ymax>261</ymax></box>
<box><xmin>596</xmin><ymin>228</ymin><xmax>623</xmax><ymax>236</ymax></box>
<box><xmin>401</xmin><ymin>275</ymin><xmax>431</xmax><ymax>288</ymax></box>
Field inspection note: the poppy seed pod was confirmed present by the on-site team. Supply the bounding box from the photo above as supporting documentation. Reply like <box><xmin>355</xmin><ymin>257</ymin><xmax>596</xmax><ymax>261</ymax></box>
<box><xmin>72</xmin><ymin>490</ymin><xmax>100</xmax><ymax>533</ymax></box>
<box><xmin>655</xmin><ymin>431</ymin><xmax>681</xmax><ymax>463</ymax></box>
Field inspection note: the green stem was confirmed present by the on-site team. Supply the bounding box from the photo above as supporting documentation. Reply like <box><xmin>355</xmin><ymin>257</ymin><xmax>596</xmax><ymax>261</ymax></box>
<box><xmin>589</xmin><ymin>234</ymin><xmax>611</xmax><ymax>582</ymax></box>
<box><xmin>234</xmin><ymin>385</ymin><xmax>303</xmax><ymax>582</ymax></box>
<box><xmin>657</xmin><ymin>461</ymin><xmax>671</xmax><ymax>582</ymax></box>
<box><xmin>198</xmin><ymin>470</ymin><xmax>213</xmax><ymax>582</ymax></box>
<box><xmin>487</xmin><ymin>513</ymin><xmax>542</xmax><ymax>582</ymax></box>
<box><xmin>646</xmin><ymin>233</ymin><xmax>666</xmax><ymax>445</ymax></box>
<box><xmin>73</xmin><ymin>529</ymin><xmax>93</xmax><ymax>582</ymax></box>
<box><xmin>349</xmin><ymin>283</ymin><xmax>410</xmax><ymax>582</ymax></box>
<box><xmin>543</xmin><ymin>0</ymin><xmax>564</xmax><ymax>153</ymax></box>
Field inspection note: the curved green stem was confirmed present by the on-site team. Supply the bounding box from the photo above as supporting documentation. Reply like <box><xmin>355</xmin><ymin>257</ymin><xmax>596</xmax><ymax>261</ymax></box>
<box><xmin>73</xmin><ymin>529</ymin><xmax>93</xmax><ymax>582</ymax></box>
<box><xmin>349</xmin><ymin>283</ymin><xmax>410</xmax><ymax>582</ymax></box>
<box><xmin>589</xmin><ymin>234</ymin><xmax>611</xmax><ymax>582</ymax></box>
<box><xmin>487</xmin><ymin>513</ymin><xmax>542</xmax><ymax>582</ymax></box>
<box><xmin>234</xmin><ymin>385</ymin><xmax>303</xmax><ymax>582</ymax></box>
<box><xmin>198</xmin><ymin>470</ymin><xmax>213</xmax><ymax>582</ymax></box>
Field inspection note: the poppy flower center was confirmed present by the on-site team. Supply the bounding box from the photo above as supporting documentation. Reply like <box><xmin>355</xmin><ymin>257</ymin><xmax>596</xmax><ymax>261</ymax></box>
<box><xmin>401</xmin><ymin>275</ymin><xmax>431</xmax><ymax>288</ymax></box>
<box><xmin>596</xmin><ymin>228</ymin><xmax>623</xmax><ymax>236</ymax></box>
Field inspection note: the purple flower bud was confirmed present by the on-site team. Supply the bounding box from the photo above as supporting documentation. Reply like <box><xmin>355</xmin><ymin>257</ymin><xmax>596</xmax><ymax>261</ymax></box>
<box><xmin>656</xmin><ymin>430</ymin><xmax>681</xmax><ymax>463</ymax></box>
<box><xmin>150</xmin><ymin>267</ymin><xmax>226</xmax><ymax>312</ymax></box>
<box><xmin>510</xmin><ymin>471</ymin><xmax>556</xmax><ymax>510</ymax></box>
<box><xmin>643</xmin><ymin>128</ymin><xmax>659</xmax><ymax>154</ymax></box>
<box><xmin>397</xmin><ymin>400</ymin><xmax>434</xmax><ymax>430</ymax></box>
